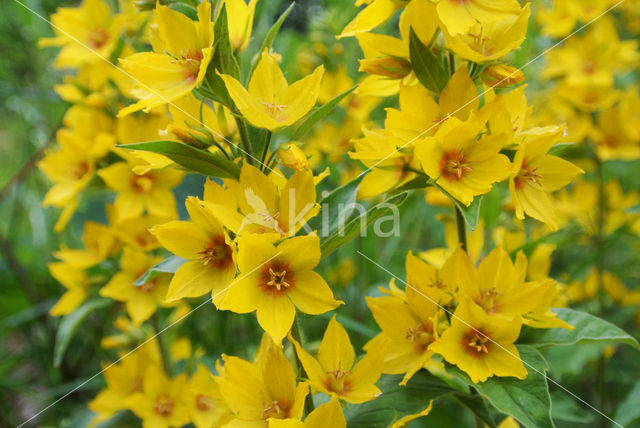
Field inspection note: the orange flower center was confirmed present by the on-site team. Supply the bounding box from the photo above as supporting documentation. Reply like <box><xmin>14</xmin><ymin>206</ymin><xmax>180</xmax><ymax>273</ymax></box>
<box><xmin>198</xmin><ymin>237</ymin><xmax>233</xmax><ymax>269</ymax></box>
<box><xmin>154</xmin><ymin>394</ymin><xmax>174</xmax><ymax>417</ymax></box>
<box><xmin>130</xmin><ymin>173</ymin><xmax>155</xmax><ymax>194</ymax></box>
<box><xmin>463</xmin><ymin>330</ymin><xmax>491</xmax><ymax>357</ymax></box>
<box><xmin>87</xmin><ymin>27</ymin><xmax>109</xmax><ymax>49</ymax></box>
<box><xmin>325</xmin><ymin>363</ymin><xmax>352</xmax><ymax>394</ymax></box>
<box><xmin>262</xmin><ymin>400</ymin><xmax>288</xmax><ymax>419</ymax></box>
<box><xmin>267</xmin><ymin>268</ymin><xmax>290</xmax><ymax>291</ymax></box>
<box><xmin>474</xmin><ymin>287</ymin><xmax>501</xmax><ymax>313</ymax></box>
<box><xmin>195</xmin><ymin>393</ymin><xmax>214</xmax><ymax>412</ymax></box>
<box><xmin>515</xmin><ymin>159</ymin><xmax>543</xmax><ymax>190</ymax></box>
<box><xmin>260</xmin><ymin>262</ymin><xmax>295</xmax><ymax>296</ymax></box>
<box><xmin>440</xmin><ymin>150</ymin><xmax>472</xmax><ymax>181</ymax></box>
<box><xmin>139</xmin><ymin>277</ymin><xmax>158</xmax><ymax>293</ymax></box>
<box><xmin>405</xmin><ymin>323</ymin><xmax>434</xmax><ymax>347</ymax></box>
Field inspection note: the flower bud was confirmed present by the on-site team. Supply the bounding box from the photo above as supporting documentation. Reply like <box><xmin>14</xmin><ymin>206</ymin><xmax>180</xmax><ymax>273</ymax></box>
<box><xmin>278</xmin><ymin>143</ymin><xmax>309</xmax><ymax>171</ymax></box>
<box><xmin>481</xmin><ymin>64</ymin><xmax>525</xmax><ymax>87</ymax></box>
<box><xmin>359</xmin><ymin>56</ymin><xmax>412</xmax><ymax>79</ymax></box>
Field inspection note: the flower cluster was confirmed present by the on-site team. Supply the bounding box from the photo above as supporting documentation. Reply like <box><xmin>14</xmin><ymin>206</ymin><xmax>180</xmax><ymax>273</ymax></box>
<box><xmin>34</xmin><ymin>0</ymin><xmax>640</xmax><ymax>427</ymax></box>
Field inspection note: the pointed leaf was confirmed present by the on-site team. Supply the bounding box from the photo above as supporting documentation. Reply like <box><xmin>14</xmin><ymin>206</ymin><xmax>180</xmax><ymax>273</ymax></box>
<box><xmin>409</xmin><ymin>27</ymin><xmax>447</xmax><ymax>93</ymax></box>
<box><xmin>615</xmin><ymin>382</ymin><xmax>640</xmax><ymax>427</ymax></box>
<box><xmin>134</xmin><ymin>255</ymin><xmax>188</xmax><ymax>286</ymax></box>
<box><xmin>346</xmin><ymin>372</ymin><xmax>454</xmax><ymax>427</ymax></box>
<box><xmin>307</xmin><ymin>173</ymin><xmax>365</xmax><ymax>238</ymax></box>
<box><xmin>321</xmin><ymin>192</ymin><xmax>408</xmax><ymax>258</ymax></box>
<box><xmin>54</xmin><ymin>298</ymin><xmax>111</xmax><ymax>368</ymax></box>
<box><xmin>291</xmin><ymin>85</ymin><xmax>357</xmax><ymax>140</ymax></box>
<box><xmin>447</xmin><ymin>345</ymin><xmax>554</xmax><ymax>428</ymax></box>
<box><xmin>118</xmin><ymin>140</ymin><xmax>240</xmax><ymax>179</ymax></box>
<box><xmin>518</xmin><ymin>308</ymin><xmax>640</xmax><ymax>350</ymax></box>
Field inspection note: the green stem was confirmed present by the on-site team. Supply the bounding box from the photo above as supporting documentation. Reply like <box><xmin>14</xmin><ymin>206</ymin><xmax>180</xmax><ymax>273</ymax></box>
<box><xmin>291</xmin><ymin>316</ymin><xmax>315</xmax><ymax>416</ymax></box>
<box><xmin>448</xmin><ymin>51</ymin><xmax>456</xmax><ymax>75</ymax></box>
<box><xmin>260</xmin><ymin>131</ymin><xmax>273</xmax><ymax>171</ymax></box>
<box><xmin>594</xmin><ymin>152</ymin><xmax>607</xmax><ymax>428</ymax></box>
<box><xmin>152</xmin><ymin>314</ymin><xmax>173</xmax><ymax>376</ymax></box>
<box><xmin>234</xmin><ymin>116</ymin><xmax>254</xmax><ymax>165</ymax></box>
<box><xmin>455</xmin><ymin>206</ymin><xmax>468</xmax><ymax>253</ymax></box>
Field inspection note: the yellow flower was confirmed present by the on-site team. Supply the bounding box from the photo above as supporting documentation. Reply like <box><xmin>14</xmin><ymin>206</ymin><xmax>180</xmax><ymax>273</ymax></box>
<box><xmin>222</xmin><ymin>0</ymin><xmax>259</xmax><ymax>51</ymax></box>
<box><xmin>53</xmin><ymin>221</ymin><xmax>117</xmax><ymax>269</ymax></box>
<box><xmin>290</xmin><ymin>316</ymin><xmax>386</xmax><ymax>403</ymax></box>
<box><xmin>338</xmin><ymin>0</ymin><xmax>402</xmax><ymax>39</ymax></box>
<box><xmin>186</xmin><ymin>365</ymin><xmax>232</xmax><ymax>428</ymax></box>
<box><xmin>215</xmin><ymin>340</ymin><xmax>309</xmax><ymax>425</ymax></box>
<box><xmin>118</xmin><ymin>1</ymin><xmax>214</xmax><ymax>116</ymax></box>
<box><xmin>442</xmin><ymin>4</ymin><xmax>531</xmax><ymax>63</ymax></box>
<box><xmin>509</xmin><ymin>127</ymin><xmax>584</xmax><ymax>230</ymax></box>
<box><xmin>365</xmin><ymin>272</ymin><xmax>442</xmax><ymax>385</ymax></box>
<box><xmin>414</xmin><ymin>115</ymin><xmax>511</xmax><ymax>206</ymax></box>
<box><xmin>48</xmin><ymin>262</ymin><xmax>90</xmax><ymax>316</ymax></box>
<box><xmin>88</xmin><ymin>343</ymin><xmax>161</xmax><ymax>426</ymax></box>
<box><xmin>204</xmin><ymin>163</ymin><xmax>320</xmax><ymax>237</ymax></box>
<box><xmin>349</xmin><ymin>129</ymin><xmax>418</xmax><ymax>198</ymax></box>
<box><xmin>150</xmin><ymin>197</ymin><xmax>236</xmax><ymax>303</ymax></box>
<box><xmin>429</xmin><ymin>298</ymin><xmax>527</xmax><ymax>383</ymax></box>
<box><xmin>219</xmin><ymin>52</ymin><xmax>324</xmax><ymax>131</ymax></box>
<box><xmin>219</xmin><ymin>234</ymin><xmax>342</xmax><ymax>344</ymax></box>
<box><xmin>126</xmin><ymin>369</ymin><xmax>190</xmax><ymax>428</ymax></box>
<box><xmin>110</xmin><ymin>213</ymin><xmax>169</xmax><ymax>252</ymax></box>
<box><xmin>355</xmin><ymin>0</ymin><xmax>438</xmax><ymax>95</ymax></box>
<box><xmin>384</xmin><ymin>66</ymin><xmax>479</xmax><ymax>141</ymax></box>
<box><xmin>453</xmin><ymin>247</ymin><xmax>554</xmax><ymax>319</ymax></box>
<box><xmin>38</xmin><ymin>0</ymin><xmax>125</xmax><ymax>68</ymax></box>
<box><xmin>99</xmin><ymin>247</ymin><xmax>172</xmax><ymax>325</ymax></box>
<box><xmin>268</xmin><ymin>396</ymin><xmax>345</xmax><ymax>428</ymax></box>
<box><xmin>436</xmin><ymin>0</ymin><xmax>523</xmax><ymax>36</ymax></box>
<box><xmin>97</xmin><ymin>160</ymin><xmax>184</xmax><ymax>223</ymax></box>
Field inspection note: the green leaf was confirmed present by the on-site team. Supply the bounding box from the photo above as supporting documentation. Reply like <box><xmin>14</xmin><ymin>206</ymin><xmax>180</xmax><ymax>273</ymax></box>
<box><xmin>615</xmin><ymin>382</ymin><xmax>640</xmax><ymax>427</ymax></box>
<box><xmin>346</xmin><ymin>372</ymin><xmax>454</xmax><ymax>427</ymax></box>
<box><xmin>453</xmin><ymin>393</ymin><xmax>497</xmax><ymax>428</ymax></box>
<box><xmin>54</xmin><ymin>298</ymin><xmax>111</xmax><ymax>368</ymax></box>
<box><xmin>320</xmin><ymin>192</ymin><xmax>408</xmax><ymax>258</ymax></box>
<box><xmin>307</xmin><ymin>173</ymin><xmax>365</xmax><ymax>237</ymax></box>
<box><xmin>248</xmin><ymin>2</ymin><xmax>295</xmax><ymax>80</ymax></box>
<box><xmin>550</xmin><ymin>392</ymin><xmax>595</xmax><ymax>424</ymax></box>
<box><xmin>168</xmin><ymin>3</ymin><xmax>197</xmax><ymax>20</ymax></box>
<box><xmin>291</xmin><ymin>85</ymin><xmax>357</xmax><ymax>140</ymax></box>
<box><xmin>389</xmin><ymin>176</ymin><xmax>432</xmax><ymax>194</ymax></box>
<box><xmin>213</xmin><ymin>4</ymin><xmax>240</xmax><ymax>79</ymax></box>
<box><xmin>118</xmin><ymin>140</ymin><xmax>240</xmax><ymax>179</ymax></box>
<box><xmin>448</xmin><ymin>345</ymin><xmax>554</xmax><ymax>428</ymax></box>
<box><xmin>518</xmin><ymin>308</ymin><xmax>640</xmax><ymax>350</ymax></box>
<box><xmin>134</xmin><ymin>255</ymin><xmax>188</xmax><ymax>286</ymax></box>
<box><xmin>435</xmin><ymin>183</ymin><xmax>483</xmax><ymax>230</ymax></box>
<box><xmin>409</xmin><ymin>27</ymin><xmax>448</xmax><ymax>93</ymax></box>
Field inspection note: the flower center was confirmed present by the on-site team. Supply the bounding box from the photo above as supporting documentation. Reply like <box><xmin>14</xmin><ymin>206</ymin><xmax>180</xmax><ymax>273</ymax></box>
<box><xmin>130</xmin><ymin>173</ymin><xmax>155</xmax><ymax>194</ymax></box>
<box><xmin>474</xmin><ymin>287</ymin><xmax>501</xmax><ymax>313</ymax></box>
<box><xmin>154</xmin><ymin>394</ymin><xmax>174</xmax><ymax>417</ymax></box>
<box><xmin>463</xmin><ymin>330</ymin><xmax>491</xmax><ymax>357</ymax></box>
<box><xmin>195</xmin><ymin>393</ymin><xmax>214</xmax><ymax>412</ymax></box>
<box><xmin>139</xmin><ymin>277</ymin><xmax>158</xmax><ymax>293</ymax></box>
<box><xmin>325</xmin><ymin>363</ymin><xmax>352</xmax><ymax>394</ymax></box>
<box><xmin>261</xmin><ymin>101</ymin><xmax>288</xmax><ymax>122</ymax></box>
<box><xmin>267</xmin><ymin>268</ymin><xmax>290</xmax><ymax>291</ymax></box>
<box><xmin>262</xmin><ymin>400</ymin><xmax>287</xmax><ymax>419</ymax></box>
<box><xmin>515</xmin><ymin>159</ymin><xmax>543</xmax><ymax>190</ymax></box>
<box><xmin>198</xmin><ymin>237</ymin><xmax>233</xmax><ymax>269</ymax></box>
<box><xmin>405</xmin><ymin>323</ymin><xmax>433</xmax><ymax>347</ymax></box>
<box><xmin>440</xmin><ymin>150</ymin><xmax>472</xmax><ymax>181</ymax></box>
<box><xmin>87</xmin><ymin>27</ymin><xmax>109</xmax><ymax>49</ymax></box>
